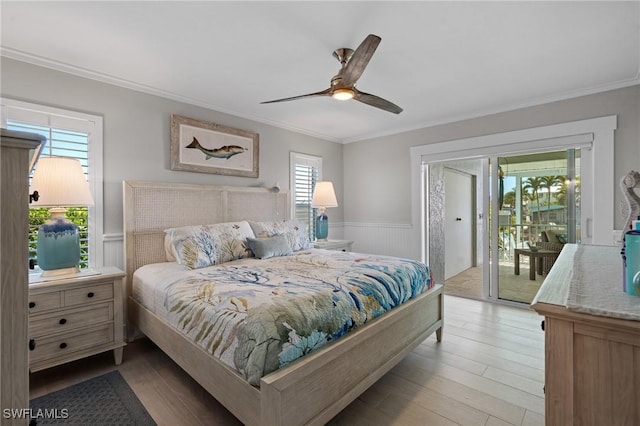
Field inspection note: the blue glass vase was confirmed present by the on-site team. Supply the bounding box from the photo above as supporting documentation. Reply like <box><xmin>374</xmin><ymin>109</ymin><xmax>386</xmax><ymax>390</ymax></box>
<box><xmin>624</xmin><ymin>230</ymin><xmax>640</xmax><ymax>296</ymax></box>
<box><xmin>316</xmin><ymin>213</ymin><xmax>329</xmax><ymax>241</ymax></box>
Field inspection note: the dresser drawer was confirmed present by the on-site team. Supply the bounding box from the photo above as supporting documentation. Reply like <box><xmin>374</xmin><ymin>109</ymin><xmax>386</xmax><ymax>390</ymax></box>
<box><xmin>29</xmin><ymin>323</ymin><xmax>114</xmax><ymax>363</ymax></box>
<box><xmin>64</xmin><ymin>282</ymin><xmax>113</xmax><ymax>306</ymax></box>
<box><xmin>28</xmin><ymin>291</ymin><xmax>62</xmax><ymax>314</ymax></box>
<box><xmin>29</xmin><ymin>302</ymin><xmax>113</xmax><ymax>338</ymax></box>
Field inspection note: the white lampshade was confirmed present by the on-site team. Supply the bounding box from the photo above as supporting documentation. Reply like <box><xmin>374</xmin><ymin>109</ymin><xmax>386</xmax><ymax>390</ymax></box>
<box><xmin>31</xmin><ymin>157</ymin><xmax>94</xmax><ymax>207</ymax></box>
<box><xmin>311</xmin><ymin>181</ymin><xmax>338</xmax><ymax>208</ymax></box>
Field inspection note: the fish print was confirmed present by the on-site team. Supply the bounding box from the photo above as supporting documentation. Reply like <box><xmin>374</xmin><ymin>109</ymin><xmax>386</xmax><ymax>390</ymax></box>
<box><xmin>186</xmin><ymin>137</ymin><xmax>246</xmax><ymax>160</ymax></box>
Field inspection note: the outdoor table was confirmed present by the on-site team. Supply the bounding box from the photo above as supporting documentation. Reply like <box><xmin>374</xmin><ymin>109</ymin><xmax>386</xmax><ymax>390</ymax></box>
<box><xmin>514</xmin><ymin>248</ymin><xmax>560</xmax><ymax>280</ymax></box>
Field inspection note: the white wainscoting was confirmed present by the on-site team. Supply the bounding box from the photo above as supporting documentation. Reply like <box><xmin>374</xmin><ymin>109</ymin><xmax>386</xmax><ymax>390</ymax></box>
<box><xmin>342</xmin><ymin>222</ymin><xmax>415</xmax><ymax>259</ymax></box>
<box><xmin>103</xmin><ymin>233</ymin><xmax>124</xmax><ymax>270</ymax></box>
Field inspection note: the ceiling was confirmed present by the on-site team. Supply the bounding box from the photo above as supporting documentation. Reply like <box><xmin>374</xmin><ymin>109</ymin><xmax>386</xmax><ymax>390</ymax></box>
<box><xmin>1</xmin><ymin>1</ymin><xmax>638</xmax><ymax>143</ymax></box>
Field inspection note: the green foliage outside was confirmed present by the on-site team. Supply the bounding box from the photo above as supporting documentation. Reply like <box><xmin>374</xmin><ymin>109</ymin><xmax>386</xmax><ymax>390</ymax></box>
<box><xmin>29</xmin><ymin>207</ymin><xmax>89</xmax><ymax>269</ymax></box>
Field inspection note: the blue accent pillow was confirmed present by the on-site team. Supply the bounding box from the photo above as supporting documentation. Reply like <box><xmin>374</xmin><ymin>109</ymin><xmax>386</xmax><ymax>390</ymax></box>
<box><xmin>246</xmin><ymin>234</ymin><xmax>293</xmax><ymax>259</ymax></box>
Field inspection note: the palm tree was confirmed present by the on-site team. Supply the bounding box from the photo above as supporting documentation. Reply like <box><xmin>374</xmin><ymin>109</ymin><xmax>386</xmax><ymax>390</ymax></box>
<box><xmin>556</xmin><ymin>177</ymin><xmax>581</xmax><ymax>208</ymax></box>
<box><xmin>503</xmin><ymin>190</ymin><xmax>516</xmax><ymax>210</ymax></box>
<box><xmin>540</xmin><ymin>175</ymin><xmax>564</xmax><ymax>223</ymax></box>
<box><xmin>522</xmin><ymin>177</ymin><xmax>544</xmax><ymax>223</ymax></box>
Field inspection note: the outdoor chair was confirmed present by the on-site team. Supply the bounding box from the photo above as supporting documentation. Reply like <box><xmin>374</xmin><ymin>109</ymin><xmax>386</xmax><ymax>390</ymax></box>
<box><xmin>538</xmin><ymin>229</ymin><xmax>566</xmax><ymax>274</ymax></box>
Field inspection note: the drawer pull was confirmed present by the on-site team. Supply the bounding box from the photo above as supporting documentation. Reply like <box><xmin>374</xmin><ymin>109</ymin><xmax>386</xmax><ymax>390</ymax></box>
<box><xmin>59</xmin><ymin>318</ymin><xmax>67</xmax><ymax>325</ymax></box>
<box><xmin>29</xmin><ymin>302</ymin><xmax>36</xmax><ymax>309</ymax></box>
<box><xmin>59</xmin><ymin>342</ymin><xmax>67</xmax><ymax>349</ymax></box>
<box><xmin>29</xmin><ymin>339</ymin><xmax>36</xmax><ymax>351</ymax></box>
<box><xmin>87</xmin><ymin>292</ymin><xmax>95</xmax><ymax>298</ymax></box>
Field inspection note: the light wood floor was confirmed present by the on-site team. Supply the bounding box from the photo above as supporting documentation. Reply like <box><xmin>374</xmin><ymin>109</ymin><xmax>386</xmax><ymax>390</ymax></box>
<box><xmin>30</xmin><ymin>295</ymin><xmax>545</xmax><ymax>426</ymax></box>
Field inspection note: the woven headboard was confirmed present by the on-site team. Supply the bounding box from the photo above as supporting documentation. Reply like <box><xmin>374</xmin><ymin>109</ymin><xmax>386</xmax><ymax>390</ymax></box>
<box><xmin>123</xmin><ymin>180</ymin><xmax>289</xmax><ymax>300</ymax></box>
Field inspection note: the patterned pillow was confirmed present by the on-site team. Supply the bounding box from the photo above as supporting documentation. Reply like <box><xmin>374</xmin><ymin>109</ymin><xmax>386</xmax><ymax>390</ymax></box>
<box><xmin>248</xmin><ymin>220</ymin><xmax>311</xmax><ymax>251</ymax></box>
<box><xmin>165</xmin><ymin>221</ymin><xmax>255</xmax><ymax>269</ymax></box>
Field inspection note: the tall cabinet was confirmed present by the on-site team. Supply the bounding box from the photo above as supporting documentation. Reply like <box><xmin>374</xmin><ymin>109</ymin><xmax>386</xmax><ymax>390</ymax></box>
<box><xmin>1</xmin><ymin>129</ymin><xmax>45</xmax><ymax>425</ymax></box>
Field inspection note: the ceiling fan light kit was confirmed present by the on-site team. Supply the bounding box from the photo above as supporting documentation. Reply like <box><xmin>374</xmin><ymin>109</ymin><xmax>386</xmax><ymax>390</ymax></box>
<box><xmin>332</xmin><ymin>88</ymin><xmax>355</xmax><ymax>101</ymax></box>
<box><xmin>261</xmin><ymin>34</ymin><xmax>403</xmax><ymax>114</ymax></box>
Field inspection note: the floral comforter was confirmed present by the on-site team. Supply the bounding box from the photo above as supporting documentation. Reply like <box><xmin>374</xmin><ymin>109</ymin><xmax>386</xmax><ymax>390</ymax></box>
<box><xmin>133</xmin><ymin>249</ymin><xmax>432</xmax><ymax>386</ymax></box>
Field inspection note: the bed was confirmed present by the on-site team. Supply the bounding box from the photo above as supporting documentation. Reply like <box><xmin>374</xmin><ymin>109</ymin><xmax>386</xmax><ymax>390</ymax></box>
<box><xmin>123</xmin><ymin>180</ymin><xmax>443</xmax><ymax>426</ymax></box>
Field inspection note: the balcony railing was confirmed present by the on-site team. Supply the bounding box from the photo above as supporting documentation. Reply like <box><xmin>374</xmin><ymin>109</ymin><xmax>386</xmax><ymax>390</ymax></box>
<box><xmin>497</xmin><ymin>223</ymin><xmax>569</xmax><ymax>261</ymax></box>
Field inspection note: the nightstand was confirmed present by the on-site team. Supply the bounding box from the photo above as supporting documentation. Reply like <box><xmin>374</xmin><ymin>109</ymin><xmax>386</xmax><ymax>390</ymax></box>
<box><xmin>28</xmin><ymin>266</ymin><xmax>126</xmax><ymax>372</ymax></box>
<box><xmin>313</xmin><ymin>239</ymin><xmax>354</xmax><ymax>252</ymax></box>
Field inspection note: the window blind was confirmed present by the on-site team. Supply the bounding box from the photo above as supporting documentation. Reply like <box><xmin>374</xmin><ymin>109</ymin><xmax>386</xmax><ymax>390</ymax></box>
<box><xmin>7</xmin><ymin>121</ymin><xmax>91</xmax><ymax>269</ymax></box>
<box><xmin>2</xmin><ymin>98</ymin><xmax>103</xmax><ymax>269</ymax></box>
<box><xmin>290</xmin><ymin>153</ymin><xmax>323</xmax><ymax>240</ymax></box>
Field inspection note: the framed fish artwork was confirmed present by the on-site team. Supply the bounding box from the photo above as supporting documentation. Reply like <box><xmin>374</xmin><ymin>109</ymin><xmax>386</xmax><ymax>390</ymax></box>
<box><xmin>170</xmin><ymin>115</ymin><xmax>259</xmax><ymax>177</ymax></box>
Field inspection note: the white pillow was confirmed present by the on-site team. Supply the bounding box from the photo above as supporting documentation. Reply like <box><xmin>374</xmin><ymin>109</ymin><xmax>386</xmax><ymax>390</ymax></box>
<box><xmin>164</xmin><ymin>233</ymin><xmax>178</xmax><ymax>262</ymax></box>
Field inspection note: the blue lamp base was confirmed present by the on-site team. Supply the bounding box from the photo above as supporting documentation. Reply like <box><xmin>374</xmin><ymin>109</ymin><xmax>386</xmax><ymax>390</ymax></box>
<box><xmin>316</xmin><ymin>213</ymin><xmax>329</xmax><ymax>241</ymax></box>
<box><xmin>37</xmin><ymin>209</ymin><xmax>81</xmax><ymax>277</ymax></box>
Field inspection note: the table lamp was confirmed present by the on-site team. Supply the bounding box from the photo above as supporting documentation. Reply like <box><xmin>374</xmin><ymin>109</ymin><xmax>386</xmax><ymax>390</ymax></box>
<box><xmin>30</xmin><ymin>157</ymin><xmax>94</xmax><ymax>277</ymax></box>
<box><xmin>311</xmin><ymin>181</ymin><xmax>338</xmax><ymax>241</ymax></box>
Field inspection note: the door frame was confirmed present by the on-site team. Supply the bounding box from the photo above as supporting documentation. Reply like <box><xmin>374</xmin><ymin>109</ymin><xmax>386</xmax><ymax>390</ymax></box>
<box><xmin>410</xmin><ymin>115</ymin><xmax>617</xmax><ymax>287</ymax></box>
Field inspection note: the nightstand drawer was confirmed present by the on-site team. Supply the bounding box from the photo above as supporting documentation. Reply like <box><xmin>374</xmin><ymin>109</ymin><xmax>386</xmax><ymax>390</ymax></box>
<box><xmin>64</xmin><ymin>282</ymin><xmax>113</xmax><ymax>306</ymax></box>
<box><xmin>28</xmin><ymin>291</ymin><xmax>62</xmax><ymax>314</ymax></box>
<box><xmin>29</xmin><ymin>302</ymin><xmax>113</xmax><ymax>337</ymax></box>
<box><xmin>29</xmin><ymin>323</ymin><xmax>114</xmax><ymax>363</ymax></box>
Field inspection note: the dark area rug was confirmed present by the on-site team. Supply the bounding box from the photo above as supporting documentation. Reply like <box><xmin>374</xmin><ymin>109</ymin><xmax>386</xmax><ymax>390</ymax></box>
<box><xmin>30</xmin><ymin>370</ymin><xmax>156</xmax><ymax>425</ymax></box>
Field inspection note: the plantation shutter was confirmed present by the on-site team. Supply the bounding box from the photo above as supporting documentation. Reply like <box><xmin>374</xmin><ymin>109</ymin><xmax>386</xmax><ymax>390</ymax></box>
<box><xmin>4</xmin><ymin>106</ymin><xmax>95</xmax><ymax>270</ymax></box>
<box><xmin>290</xmin><ymin>153</ymin><xmax>322</xmax><ymax>240</ymax></box>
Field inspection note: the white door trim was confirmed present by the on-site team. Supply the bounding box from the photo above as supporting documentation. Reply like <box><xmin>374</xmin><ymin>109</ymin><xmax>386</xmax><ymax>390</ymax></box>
<box><xmin>410</xmin><ymin>115</ymin><xmax>617</xmax><ymax>264</ymax></box>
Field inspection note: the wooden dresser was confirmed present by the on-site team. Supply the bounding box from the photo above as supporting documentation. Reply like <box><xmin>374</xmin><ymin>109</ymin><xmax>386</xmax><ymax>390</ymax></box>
<box><xmin>1</xmin><ymin>129</ymin><xmax>45</xmax><ymax>425</ymax></box>
<box><xmin>28</xmin><ymin>267</ymin><xmax>126</xmax><ymax>372</ymax></box>
<box><xmin>531</xmin><ymin>244</ymin><xmax>640</xmax><ymax>426</ymax></box>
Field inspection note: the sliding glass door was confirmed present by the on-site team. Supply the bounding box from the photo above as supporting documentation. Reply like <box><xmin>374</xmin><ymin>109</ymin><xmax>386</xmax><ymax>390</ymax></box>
<box><xmin>488</xmin><ymin>149</ymin><xmax>581</xmax><ymax>303</ymax></box>
<box><xmin>419</xmin><ymin>115</ymin><xmax>614</xmax><ymax>306</ymax></box>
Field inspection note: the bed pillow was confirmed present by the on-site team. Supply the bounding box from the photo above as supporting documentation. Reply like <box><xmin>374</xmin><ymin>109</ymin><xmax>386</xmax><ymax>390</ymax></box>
<box><xmin>248</xmin><ymin>220</ymin><xmax>311</xmax><ymax>251</ymax></box>
<box><xmin>246</xmin><ymin>234</ymin><xmax>293</xmax><ymax>259</ymax></box>
<box><xmin>165</xmin><ymin>221</ymin><xmax>255</xmax><ymax>269</ymax></box>
<box><xmin>164</xmin><ymin>233</ymin><xmax>178</xmax><ymax>262</ymax></box>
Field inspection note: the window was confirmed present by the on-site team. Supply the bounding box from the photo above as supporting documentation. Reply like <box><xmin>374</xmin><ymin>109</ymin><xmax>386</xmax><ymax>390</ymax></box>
<box><xmin>290</xmin><ymin>152</ymin><xmax>322</xmax><ymax>239</ymax></box>
<box><xmin>1</xmin><ymin>98</ymin><xmax>104</xmax><ymax>269</ymax></box>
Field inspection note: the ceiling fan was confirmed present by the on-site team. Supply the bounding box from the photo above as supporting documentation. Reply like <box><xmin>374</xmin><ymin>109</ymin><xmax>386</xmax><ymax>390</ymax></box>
<box><xmin>261</xmin><ymin>34</ymin><xmax>403</xmax><ymax>114</ymax></box>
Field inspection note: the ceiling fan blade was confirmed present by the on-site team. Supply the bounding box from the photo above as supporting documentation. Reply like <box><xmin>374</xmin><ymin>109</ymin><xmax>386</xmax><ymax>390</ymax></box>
<box><xmin>261</xmin><ymin>88</ymin><xmax>331</xmax><ymax>104</ymax></box>
<box><xmin>341</xmin><ymin>34</ymin><xmax>381</xmax><ymax>86</ymax></box>
<box><xmin>354</xmin><ymin>89</ymin><xmax>403</xmax><ymax>114</ymax></box>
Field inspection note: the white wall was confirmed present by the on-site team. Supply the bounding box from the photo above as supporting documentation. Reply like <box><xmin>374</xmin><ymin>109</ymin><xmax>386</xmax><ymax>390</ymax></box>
<box><xmin>1</xmin><ymin>58</ymin><xmax>344</xmax><ymax>268</ymax></box>
<box><xmin>344</xmin><ymin>85</ymin><xmax>640</xmax><ymax>258</ymax></box>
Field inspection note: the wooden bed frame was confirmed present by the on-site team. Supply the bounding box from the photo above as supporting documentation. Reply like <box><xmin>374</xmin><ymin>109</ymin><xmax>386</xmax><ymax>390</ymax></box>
<box><xmin>123</xmin><ymin>180</ymin><xmax>443</xmax><ymax>426</ymax></box>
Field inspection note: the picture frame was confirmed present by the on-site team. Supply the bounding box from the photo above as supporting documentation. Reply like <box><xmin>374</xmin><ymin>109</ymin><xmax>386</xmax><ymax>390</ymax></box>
<box><xmin>170</xmin><ymin>114</ymin><xmax>259</xmax><ymax>177</ymax></box>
